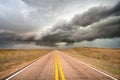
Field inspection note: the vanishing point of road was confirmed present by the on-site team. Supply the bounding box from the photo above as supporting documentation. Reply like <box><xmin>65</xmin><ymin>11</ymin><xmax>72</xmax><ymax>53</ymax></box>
<box><xmin>5</xmin><ymin>50</ymin><xmax>118</xmax><ymax>80</ymax></box>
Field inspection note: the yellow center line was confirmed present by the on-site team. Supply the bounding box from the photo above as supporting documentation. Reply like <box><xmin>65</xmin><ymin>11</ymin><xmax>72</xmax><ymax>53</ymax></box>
<box><xmin>55</xmin><ymin>54</ymin><xmax>59</xmax><ymax>80</ymax></box>
<box><xmin>55</xmin><ymin>53</ymin><xmax>66</xmax><ymax>80</ymax></box>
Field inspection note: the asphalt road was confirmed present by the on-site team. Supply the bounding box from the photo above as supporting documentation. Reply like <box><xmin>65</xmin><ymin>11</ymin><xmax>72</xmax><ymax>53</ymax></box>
<box><xmin>5</xmin><ymin>50</ymin><xmax>117</xmax><ymax>80</ymax></box>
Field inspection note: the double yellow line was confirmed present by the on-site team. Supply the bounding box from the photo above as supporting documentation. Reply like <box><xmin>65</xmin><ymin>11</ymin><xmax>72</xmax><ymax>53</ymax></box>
<box><xmin>55</xmin><ymin>53</ymin><xmax>66</xmax><ymax>80</ymax></box>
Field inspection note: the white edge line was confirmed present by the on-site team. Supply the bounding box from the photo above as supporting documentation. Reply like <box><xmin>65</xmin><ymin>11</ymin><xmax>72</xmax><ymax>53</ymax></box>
<box><xmin>63</xmin><ymin>53</ymin><xmax>118</xmax><ymax>80</ymax></box>
<box><xmin>5</xmin><ymin>52</ymin><xmax>51</xmax><ymax>80</ymax></box>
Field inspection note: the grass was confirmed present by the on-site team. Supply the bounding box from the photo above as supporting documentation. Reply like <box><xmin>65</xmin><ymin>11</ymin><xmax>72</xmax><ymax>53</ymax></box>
<box><xmin>0</xmin><ymin>48</ymin><xmax>119</xmax><ymax>79</ymax></box>
<box><xmin>0</xmin><ymin>49</ymin><xmax>52</xmax><ymax>79</ymax></box>
<box><xmin>62</xmin><ymin>47</ymin><xmax>120</xmax><ymax>78</ymax></box>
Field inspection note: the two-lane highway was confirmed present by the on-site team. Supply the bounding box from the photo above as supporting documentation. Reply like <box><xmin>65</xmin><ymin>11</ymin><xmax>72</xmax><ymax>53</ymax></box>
<box><xmin>5</xmin><ymin>50</ymin><xmax>117</xmax><ymax>80</ymax></box>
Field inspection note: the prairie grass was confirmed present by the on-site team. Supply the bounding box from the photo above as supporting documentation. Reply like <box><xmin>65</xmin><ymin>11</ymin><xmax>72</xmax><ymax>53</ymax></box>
<box><xmin>62</xmin><ymin>47</ymin><xmax>120</xmax><ymax>78</ymax></box>
<box><xmin>0</xmin><ymin>49</ymin><xmax>51</xmax><ymax>79</ymax></box>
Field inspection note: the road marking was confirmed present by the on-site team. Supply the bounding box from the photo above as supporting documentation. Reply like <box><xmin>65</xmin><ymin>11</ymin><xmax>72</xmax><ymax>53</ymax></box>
<box><xmin>55</xmin><ymin>53</ymin><xmax>66</xmax><ymax>80</ymax></box>
<box><xmin>63</xmin><ymin>53</ymin><xmax>118</xmax><ymax>80</ymax></box>
<box><xmin>55</xmin><ymin>54</ymin><xmax>59</xmax><ymax>80</ymax></box>
<box><xmin>5</xmin><ymin>53</ymin><xmax>52</xmax><ymax>80</ymax></box>
<box><xmin>57</xmin><ymin>54</ymin><xmax>66</xmax><ymax>80</ymax></box>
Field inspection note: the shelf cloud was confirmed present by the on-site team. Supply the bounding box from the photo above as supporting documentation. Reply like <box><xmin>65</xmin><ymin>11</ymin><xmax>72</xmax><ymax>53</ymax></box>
<box><xmin>0</xmin><ymin>0</ymin><xmax>120</xmax><ymax>48</ymax></box>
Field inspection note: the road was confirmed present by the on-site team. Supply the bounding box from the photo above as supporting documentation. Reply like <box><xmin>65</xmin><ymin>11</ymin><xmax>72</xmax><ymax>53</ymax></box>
<box><xmin>5</xmin><ymin>50</ymin><xmax>117</xmax><ymax>80</ymax></box>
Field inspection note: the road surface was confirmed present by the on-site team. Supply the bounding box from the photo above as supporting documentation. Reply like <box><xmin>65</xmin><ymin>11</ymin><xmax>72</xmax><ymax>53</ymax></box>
<box><xmin>5</xmin><ymin>50</ymin><xmax>117</xmax><ymax>80</ymax></box>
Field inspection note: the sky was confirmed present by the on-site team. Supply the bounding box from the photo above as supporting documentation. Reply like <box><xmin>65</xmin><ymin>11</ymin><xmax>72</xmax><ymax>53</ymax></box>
<box><xmin>0</xmin><ymin>0</ymin><xmax>120</xmax><ymax>49</ymax></box>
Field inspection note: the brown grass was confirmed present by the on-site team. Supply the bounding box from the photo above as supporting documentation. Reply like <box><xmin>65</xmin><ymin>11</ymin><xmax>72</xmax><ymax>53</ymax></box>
<box><xmin>0</xmin><ymin>49</ymin><xmax>52</xmax><ymax>79</ymax></box>
<box><xmin>62</xmin><ymin>47</ymin><xmax>120</xmax><ymax>78</ymax></box>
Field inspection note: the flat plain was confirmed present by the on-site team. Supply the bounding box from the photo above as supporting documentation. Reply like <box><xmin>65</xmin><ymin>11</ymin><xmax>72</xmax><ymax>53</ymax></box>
<box><xmin>0</xmin><ymin>47</ymin><xmax>120</xmax><ymax>80</ymax></box>
<box><xmin>0</xmin><ymin>49</ymin><xmax>51</xmax><ymax>79</ymax></box>
<box><xmin>62</xmin><ymin>47</ymin><xmax>120</xmax><ymax>78</ymax></box>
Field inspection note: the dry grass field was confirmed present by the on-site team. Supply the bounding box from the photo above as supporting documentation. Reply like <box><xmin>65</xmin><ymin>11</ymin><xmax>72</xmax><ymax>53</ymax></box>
<box><xmin>0</xmin><ymin>49</ymin><xmax>52</xmax><ymax>79</ymax></box>
<box><xmin>0</xmin><ymin>48</ymin><xmax>120</xmax><ymax>79</ymax></box>
<box><xmin>62</xmin><ymin>47</ymin><xmax>120</xmax><ymax>78</ymax></box>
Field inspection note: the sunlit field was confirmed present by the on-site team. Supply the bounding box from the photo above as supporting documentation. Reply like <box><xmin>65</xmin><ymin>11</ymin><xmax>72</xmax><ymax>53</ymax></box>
<box><xmin>62</xmin><ymin>47</ymin><xmax>120</xmax><ymax>78</ymax></box>
<box><xmin>0</xmin><ymin>49</ymin><xmax>51</xmax><ymax>79</ymax></box>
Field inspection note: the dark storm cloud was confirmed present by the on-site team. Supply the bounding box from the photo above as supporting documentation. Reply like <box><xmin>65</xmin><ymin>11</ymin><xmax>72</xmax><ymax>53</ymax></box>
<box><xmin>0</xmin><ymin>30</ymin><xmax>36</xmax><ymax>47</ymax></box>
<box><xmin>36</xmin><ymin>1</ymin><xmax>120</xmax><ymax>46</ymax></box>
<box><xmin>74</xmin><ymin>16</ymin><xmax>120</xmax><ymax>41</ymax></box>
<box><xmin>71</xmin><ymin>1</ymin><xmax>120</xmax><ymax>26</ymax></box>
<box><xmin>38</xmin><ymin>16</ymin><xmax>120</xmax><ymax>46</ymax></box>
<box><xmin>0</xmin><ymin>31</ymin><xmax>21</xmax><ymax>47</ymax></box>
<box><xmin>0</xmin><ymin>1</ymin><xmax>120</xmax><ymax>47</ymax></box>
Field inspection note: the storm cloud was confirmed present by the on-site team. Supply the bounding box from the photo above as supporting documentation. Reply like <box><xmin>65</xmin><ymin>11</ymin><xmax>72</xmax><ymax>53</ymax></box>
<box><xmin>36</xmin><ymin>2</ymin><xmax>120</xmax><ymax>46</ymax></box>
<box><xmin>0</xmin><ymin>0</ymin><xmax>120</xmax><ymax>48</ymax></box>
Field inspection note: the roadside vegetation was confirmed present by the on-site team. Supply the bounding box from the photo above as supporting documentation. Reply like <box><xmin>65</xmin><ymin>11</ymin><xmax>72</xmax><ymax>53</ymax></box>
<box><xmin>0</xmin><ymin>49</ymin><xmax>52</xmax><ymax>79</ymax></box>
<box><xmin>62</xmin><ymin>47</ymin><xmax>120</xmax><ymax>78</ymax></box>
